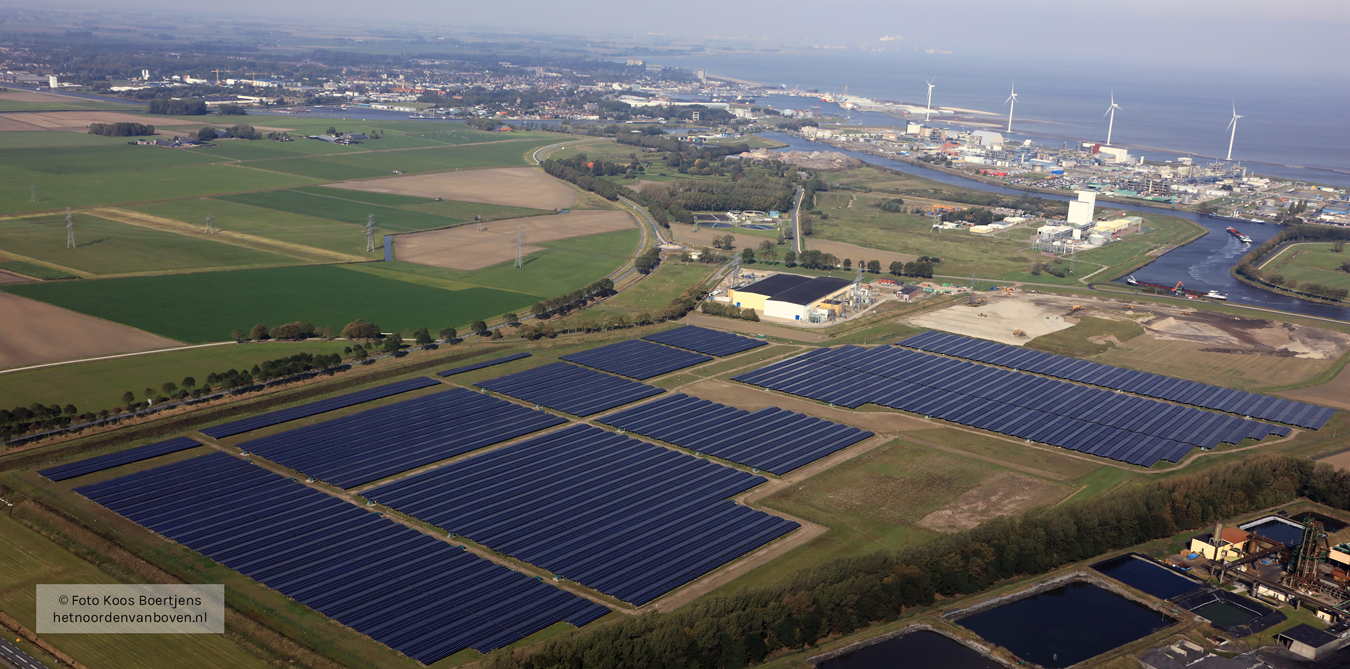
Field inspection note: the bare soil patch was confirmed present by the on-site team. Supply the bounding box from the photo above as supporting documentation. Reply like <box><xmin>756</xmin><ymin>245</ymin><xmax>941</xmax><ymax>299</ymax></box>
<box><xmin>0</xmin><ymin>91</ymin><xmax>86</xmax><ymax>103</ymax></box>
<box><xmin>327</xmin><ymin>167</ymin><xmax>576</xmax><ymax>210</ymax></box>
<box><xmin>679</xmin><ymin>378</ymin><xmax>930</xmax><ymax>434</ymax></box>
<box><xmin>394</xmin><ymin>210</ymin><xmax>635</xmax><ymax>270</ymax></box>
<box><xmin>1317</xmin><ymin>450</ymin><xmax>1350</xmax><ymax>472</ymax></box>
<box><xmin>0</xmin><ymin>293</ymin><xmax>179</xmax><ymax>368</ymax></box>
<box><xmin>0</xmin><ymin>116</ymin><xmax>44</xmax><ymax>132</ymax></box>
<box><xmin>0</xmin><ymin>268</ymin><xmax>35</xmax><ymax>284</ymax></box>
<box><xmin>906</xmin><ymin>292</ymin><xmax>1076</xmax><ymax>345</ymax></box>
<box><xmin>6</xmin><ymin>111</ymin><xmax>198</xmax><ymax>131</ymax></box>
<box><xmin>918</xmin><ymin>471</ymin><xmax>1070</xmax><ymax>532</ymax></box>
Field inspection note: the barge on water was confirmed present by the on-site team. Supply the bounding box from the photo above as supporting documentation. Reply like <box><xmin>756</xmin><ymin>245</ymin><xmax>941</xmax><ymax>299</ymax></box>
<box><xmin>1226</xmin><ymin>227</ymin><xmax>1254</xmax><ymax>244</ymax></box>
<box><xmin>1125</xmin><ymin>276</ymin><xmax>1227</xmax><ymax>300</ymax></box>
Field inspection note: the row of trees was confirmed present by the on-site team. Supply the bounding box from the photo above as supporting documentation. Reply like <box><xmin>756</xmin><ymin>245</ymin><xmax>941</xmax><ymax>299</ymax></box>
<box><xmin>1030</xmin><ymin>261</ymin><xmax>1067</xmax><ymax>278</ymax></box>
<box><xmin>88</xmin><ymin>122</ymin><xmax>154</xmax><ymax>137</ymax></box>
<box><xmin>147</xmin><ymin>98</ymin><xmax>207</xmax><ymax>115</ymax></box>
<box><xmin>196</xmin><ymin>124</ymin><xmax>261</xmax><ymax>142</ymax></box>
<box><xmin>528</xmin><ymin>278</ymin><xmax>618</xmax><ymax>322</ymax></box>
<box><xmin>701</xmin><ymin>301</ymin><xmax>760</xmax><ymax>321</ymax></box>
<box><xmin>487</xmin><ymin>455</ymin><xmax>1350</xmax><ymax>669</ymax></box>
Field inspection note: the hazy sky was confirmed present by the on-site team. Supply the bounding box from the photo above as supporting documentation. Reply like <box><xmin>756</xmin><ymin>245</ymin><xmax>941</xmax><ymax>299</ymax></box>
<box><xmin>57</xmin><ymin>0</ymin><xmax>1350</xmax><ymax>75</ymax></box>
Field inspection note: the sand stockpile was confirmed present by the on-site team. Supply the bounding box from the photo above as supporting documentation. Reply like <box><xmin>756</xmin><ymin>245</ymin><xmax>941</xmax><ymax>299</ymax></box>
<box><xmin>326</xmin><ymin>167</ymin><xmax>576</xmax><ymax>210</ymax></box>
<box><xmin>394</xmin><ymin>210</ymin><xmax>635</xmax><ymax>270</ymax></box>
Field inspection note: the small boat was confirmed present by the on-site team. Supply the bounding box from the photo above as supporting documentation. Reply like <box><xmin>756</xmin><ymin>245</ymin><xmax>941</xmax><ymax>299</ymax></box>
<box><xmin>1206</xmin><ymin>290</ymin><xmax>1228</xmax><ymax>300</ymax></box>
<box><xmin>1126</xmin><ymin>275</ymin><xmax>1139</xmax><ymax>286</ymax></box>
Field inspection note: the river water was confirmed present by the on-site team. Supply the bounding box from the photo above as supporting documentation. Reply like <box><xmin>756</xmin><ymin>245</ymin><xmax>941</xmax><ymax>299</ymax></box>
<box><xmin>760</xmin><ymin>132</ymin><xmax>1350</xmax><ymax>322</ymax></box>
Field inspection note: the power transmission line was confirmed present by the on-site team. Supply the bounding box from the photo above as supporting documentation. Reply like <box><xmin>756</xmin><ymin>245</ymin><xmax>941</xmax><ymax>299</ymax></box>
<box><xmin>29</xmin><ymin>186</ymin><xmax>37</xmax><ymax>202</ymax></box>
<box><xmin>65</xmin><ymin>208</ymin><xmax>75</xmax><ymax>249</ymax></box>
<box><xmin>475</xmin><ymin>214</ymin><xmax>483</xmax><ymax>232</ymax></box>
<box><xmin>365</xmin><ymin>214</ymin><xmax>377</xmax><ymax>252</ymax></box>
<box><xmin>204</xmin><ymin>215</ymin><xmax>215</xmax><ymax>234</ymax></box>
<box><xmin>513</xmin><ymin>226</ymin><xmax>525</xmax><ymax>268</ymax></box>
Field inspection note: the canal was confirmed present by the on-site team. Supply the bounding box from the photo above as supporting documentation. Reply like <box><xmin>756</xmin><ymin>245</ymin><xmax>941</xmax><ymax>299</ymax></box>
<box><xmin>759</xmin><ymin>132</ymin><xmax>1350</xmax><ymax>322</ymax></box>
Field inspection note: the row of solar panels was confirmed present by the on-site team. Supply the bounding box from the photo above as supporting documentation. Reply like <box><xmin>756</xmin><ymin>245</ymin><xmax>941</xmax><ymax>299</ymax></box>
<box><xmin>900</xmin><ymin>331</ymin><xmax>1334</xmax><ymax>430</ymax></box>
<box><xmin>365</xmin><ymin>424</ymin><xmax>798</xmax><ymax>605</ymax></box>
<box><xmin>239</xmin><ymin>387</ymin><xmax>566</xmax><ymax>489</ymax></box>
<box><xmin>437</xmin><ymin>352</ymin><xmax>532</xmax><ymax>377</ymax></box>
<box><xmin>561</xmin><ymin>339</ymin><xmax>712</xmax><ymax>380</ymax></box>
<box><xmin>797</xmin><ymin>346</ymin><xmax>1285</xmax><ymax>449</ymax></box>
<box><xmin>40</xmin><ymin>437</ymin><xmax>202</xmax><ymax>482</ymax></box>
<box><xmin>599</xmin><ymin>394</ymin><xmax>873</xmax><ymax>475</ymax></box>
<box><xmin>642</xmin><ymin>325</ymin><xmax>767</xmax><ymax>357</ymax></box>
<box><xmin>200</xmin><ymin>377</ymin><xmax>441</xmax><ymax>439</ymax></box>
<box><xmin>733</xmin><ymin>348</ymin><xmax>1284</xmax><ymax>466</ymax></box>
<box><xmin>75</xmin><ymin>452</ymin><xmax>608</xmax><ymax>664</ymax></box>
<box><xmin>477</xmin><ymin>362</ymin><xmax>664</xmax><ymax>416</ymax></box>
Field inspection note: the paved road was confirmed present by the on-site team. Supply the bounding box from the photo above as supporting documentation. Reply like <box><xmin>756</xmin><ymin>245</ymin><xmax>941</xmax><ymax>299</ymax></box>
<box><xmin>0</xmin><ymin>637</ymin><xmax>45</xmax><ymax>669</ymax></box>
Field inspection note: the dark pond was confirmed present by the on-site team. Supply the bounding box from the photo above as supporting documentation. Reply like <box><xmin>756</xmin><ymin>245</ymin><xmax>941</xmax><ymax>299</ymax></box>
<box><xmin>1194</xmin><ymin>600</ymin><xmax>1260</xmax><ymax>627</ymax></box>
<box><xmin>816</xmin><ymin>630</ymin><xmax>999</xmax><ymax>669</ymax></box>
<box><xmin>1092</xmin><ymin>555</ymin><xmax>1200</xmax><ymax>600</ymax></box>
<box><xmin>1289</xmin><ymin>511</ymin><xmax>1349</xmax><ymax>533</ymax></box>
<box><xmin>1244</xmin><ymin>519</ymin><xmax>1305</xmax><ymax>547</ymax></box>
<box><xmin>958</xmin><ymin>581</ymin><xmax>1174</xmax><ymax>668</ymax></box>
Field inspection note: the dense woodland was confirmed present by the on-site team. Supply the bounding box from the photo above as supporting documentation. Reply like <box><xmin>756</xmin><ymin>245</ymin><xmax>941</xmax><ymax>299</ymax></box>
<box><xmin>486</xmin><ymin>455</ymin><xmax>1350</xmax><ymax>669</ymax></box>
<box><xmin>87</xmin><ymin>121</ymin><xmax>153</xmax><ymax>137</ymax></box>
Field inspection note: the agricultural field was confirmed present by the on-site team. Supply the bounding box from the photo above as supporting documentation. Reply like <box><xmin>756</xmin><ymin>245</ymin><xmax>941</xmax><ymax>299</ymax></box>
<box><xmin>127</xmin><ymin>199</ymin><xmax>380</xmax><ymax>258</ymax></box>
<box><xmin>571</xmin><ymin>262</ymin><xmax>713</xmax><ymax>323</ymax></box>
<box><xmin>0</xmin><ymin>212</ymin><xmax>299</xmax><ymax>277</ymax></box>
<box><xmin>217</xmin><ymin>189</ymin><xmax>458</xmax><ymax>232</ymax></box>
<box><xmin>0</xmin><ymin>513</ymin><xmax>270</xmax><ymax>669</ymax></box>
<box><xmin>0</xmin><ymin>340</ymin><xmax>353</xmax><ymax>411</ymax></box>
<box><xmin>0</xmin><ymin>264</ymin><xmax>543</xmax><ymax>343</ymax></box>
<box><xmin>0</xmin><ymin>292</ymin><xmax>177</xmax><ymax>369</ymax></box>
<box><xmin>1261</xmin><ymin>242</ymin><xmax>1350</xmax><ymax>291</ymax></box>
<box><xmin>394</xmin><ymin>211</ymin><xmax>637</xmax><ymax>270</ymax></box>
<box><xmin>327</xmin><ymin>166</ymin><xmax>577</xmax><ymax>210</ymax></box>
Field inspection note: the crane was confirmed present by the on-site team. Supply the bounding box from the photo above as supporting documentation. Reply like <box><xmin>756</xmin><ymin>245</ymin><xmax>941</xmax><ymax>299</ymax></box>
<box><xmin>211</xmin><ymin>69</ymin><xmax>227</xmax><ymax>84</ymax></box>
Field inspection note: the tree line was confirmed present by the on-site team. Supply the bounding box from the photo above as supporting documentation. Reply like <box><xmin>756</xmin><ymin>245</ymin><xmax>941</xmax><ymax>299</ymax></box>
<box><xmin>88</xmin><ymin>122</ymin><xmax>154</xmax><ymax>137</ymax></box>
<box><xmin>147</xmin><ymin>98</ymin><xmax>208</xmax><ymax>115</ymax></box>
<box><xmin>486</xmin><ymin>454</ymin><xmax>1350</xmax><ymax>669</ymax></box>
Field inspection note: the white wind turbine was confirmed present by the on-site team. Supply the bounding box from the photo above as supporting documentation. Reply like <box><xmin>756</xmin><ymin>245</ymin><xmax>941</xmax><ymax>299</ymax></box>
<box><xmin>924</xmin><ymin>78</ymin><xmax>935</xmax><ymax>122</ymax></box>
<box><xmin>1226</xmin><ymin>104</ymin><xmax>1243</xmax><ymax>161</ymax></box>
<box><xmin>1104</xmin><ymin>91</ymin><xmax>1121</xmax><ymax>145</ymax></box>
<box><xmin>1004</xmin><ymin>83</ymin><xmax>1017</xmax><ymax>133</ymax></box>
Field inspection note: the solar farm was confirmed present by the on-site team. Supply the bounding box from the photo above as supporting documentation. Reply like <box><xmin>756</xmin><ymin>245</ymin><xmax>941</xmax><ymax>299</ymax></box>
<box><xmin>29</xmin><ymin>321</ymin><xmax>1342</xmax><ymax>666</ymax></box>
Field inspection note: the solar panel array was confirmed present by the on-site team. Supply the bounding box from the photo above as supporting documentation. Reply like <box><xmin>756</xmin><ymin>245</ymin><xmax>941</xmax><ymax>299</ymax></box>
<box><xmin>365</xmin><ymin>424</ymin><xmax>798</xmax><ymax>605</ymax></box>
<box><xmin>75</xmin><ymin>452</ymin><xmax>608</xmax><ymax>664</ymax></box>
<box><xmin>733</xmin><ymin>346</ymin><xmax>1289</xmax><ymax>467</ymax></box>
<box><xmin>40</xmin><ymin>437</ymin><xmax>201</xmax><ymax>482</ymax></box>
<box><xmin>599</xmin><ymin>394</ymin><xmax>872</xmax><ymax>474</ymax></box>
<box><xmin>201</xmin><ymin>377</ymin><xmax>441</xmax><ymax>439</ymax></box>
<box><xmin>476</xmin><ymin>362</ymin><xmax>664</xmax><ymax>416</ymax></box>
<box><xmin>561</xmin><ymin>339</ymin><xmax>711</xmax><ymax>380</ymax></box>
<box><xmin>240</xmin><ymin>387</ymin><xmax>566</xmax><ymax>489</ymax></box>
<box><xmin>437</xmin><ymin>352</ymin><xmax>532</xmax><ymax>377</ymax></box>
<box><xmin>899</xmin><ymin>331</ymin><xmax>1335</xmax><ymax>429</ymax></box>
<box><xmin>642</xmin><ymin>325</ymin><xmax>767</xmax><ymax>357</ymax></box>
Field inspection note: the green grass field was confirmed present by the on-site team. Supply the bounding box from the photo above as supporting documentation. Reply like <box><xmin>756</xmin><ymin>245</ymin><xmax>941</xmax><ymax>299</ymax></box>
<box><xmin>0</xmin><ymin>164</ymin><xmax>322</xmax><ymax>216</ymax></box>
<box><xmin>0</xmin><ymin>144</ymin><xmax>221</xmax><ymax>175</ymax></box>
<box><xmin>0</xmin><ymin>213</ymin><xmax>299</xmax><ymax>276</ymax></box>
<box><xmin>578</xmin><ymin>262</ymin><xmax>712</xmax><ymax>321</ymax></box>
<box><xmin>1265</xmin><ymin>243</ymin><xmax>1350</xmax><ymax>291</ymax></box>
<box><xmin>0</xmin><ymin>258</ymin><xmax>75</xmax><ymax>279</ymax></box>
<box><xmin>128</xmin><ymin>199</ymin><xmax>376</xmax><ymax>257</ymax></box>
<box><xmin>291</xmin><ymin>186</ymin><xmax>432</xmax><ymax>207</ymax></box>
<box><xmin>254</xmin><ymin>140</ymin><xmax>555</xmax><ymax>181</ymax></box>
<box><xmin>0</xmin><ymin>131</ymin><xmax>135</xmax><ymax>150</ymax></box>
<box><xmin>217</xmin><ymin>189</ymin><xmax>460</xmax><ymax>232</ymax></box>
<box><xmin>0</xmin><ymin>513</ymin><xmax>270</xmax><ymax>669</ymax></box>
<box><xmin>0</xmin><ymin>341</ymin><xmax>353</xmax><ymax>414</ymax></box>
<box><xmin>1</xmin><ymin>264</ymin><xmax>544</xmax><ymax>343</ymax></box>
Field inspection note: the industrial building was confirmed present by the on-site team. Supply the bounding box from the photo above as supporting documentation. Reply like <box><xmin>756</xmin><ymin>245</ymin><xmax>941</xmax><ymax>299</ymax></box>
<box><xmin>728</xmin><ymin>274</ymin><xmax>855</xmax><ymax>322</ymax></box>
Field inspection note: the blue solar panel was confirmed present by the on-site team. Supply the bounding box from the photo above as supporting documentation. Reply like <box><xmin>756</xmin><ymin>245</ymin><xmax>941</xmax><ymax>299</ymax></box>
<box><xmin>642</xmin><ymin>326</ymin><xmax>767</xmax><ymax>357</ymax></box>
<box><xmin>201</xmin><ymin>377</ymin><xmax>442</xmax><ymax>439</ymax></box>
<box><xmin>561</xmin><ymin>339</ymin><xmax>711</xmax><ymax>379</ymax></box>
<box><xmin>476</xmin><ymin>362</ymin><xmax>664</xmax><ymax>416</ymax></box>
<box><xmin>365</xmin><ymin>424</ymin><xmax>798</xmax><ymax>605</ymax></box>
<box><xmin>733</xmin><ymin>346</ymin><xmax>1290</xmax><ymax>467</ymax></box>
<box><xmin>437</xmin><ymin>352</ymin><xmax>532</xmax><ymax>377</ymax></box>
<box><xmin>240</xmin><ymin>387</ymin><xmax>566</xmax><ymax>489</ymax></box>
<box><xmin>40</xmin><ymin>437</ymin><xmax>203</xmax><ymax>482</ymax></box>
<box><xmin>75</xmin><ymin>452</ymin><xmax>608</xmax><ymax>663</ymax></box>
<box><xmin>898</xmin><ymin>331</ymin><xmax>1334</xmax><ymax>429</ymax></box>
<box><xmin>599</xmin><ymin>394</ymin><xmax>872</xmax><ymax>474</ymax></box>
